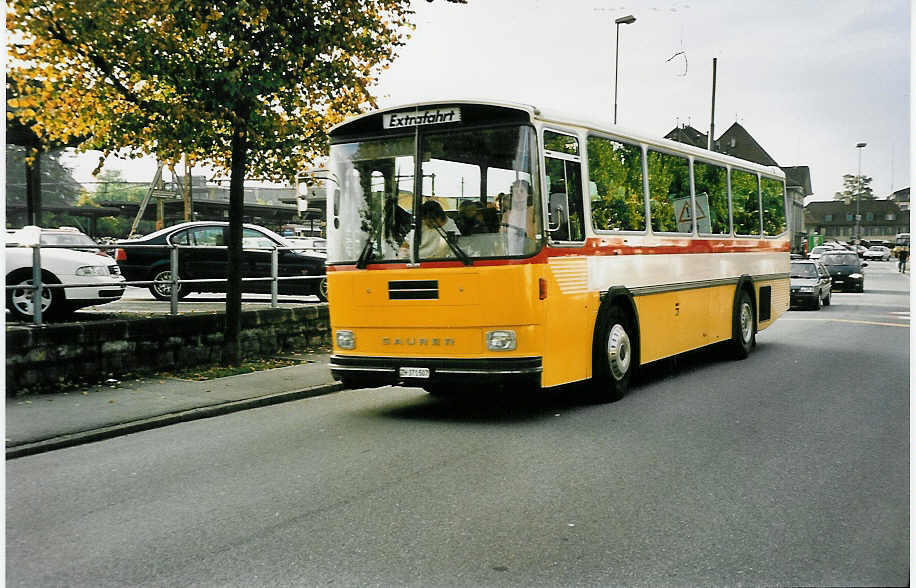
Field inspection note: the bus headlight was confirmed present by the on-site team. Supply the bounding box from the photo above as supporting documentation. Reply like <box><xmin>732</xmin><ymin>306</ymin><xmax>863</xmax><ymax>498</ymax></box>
<box><xmin>486</xmin><ymin>330</ymin><xmax>516</xmax><ymax>351</ymax></box>
<box><xmin>336</xmin><ymin>330</ymin><xmax>355</xmax><ymax>350</ymax></box>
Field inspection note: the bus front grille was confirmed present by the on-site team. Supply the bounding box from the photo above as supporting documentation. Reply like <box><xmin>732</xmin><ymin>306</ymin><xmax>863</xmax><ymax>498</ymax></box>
<box><xmin>389</xmin><ymin>280</ymin><xmax>439</xmax><ymax>300</ymax></box>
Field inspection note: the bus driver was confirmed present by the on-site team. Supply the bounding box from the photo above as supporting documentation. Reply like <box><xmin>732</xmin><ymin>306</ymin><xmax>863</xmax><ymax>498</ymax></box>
<box><xmin>399</xmin><ymin>200</ymin><xmax>461</xmax><ymax>259</ymax></box>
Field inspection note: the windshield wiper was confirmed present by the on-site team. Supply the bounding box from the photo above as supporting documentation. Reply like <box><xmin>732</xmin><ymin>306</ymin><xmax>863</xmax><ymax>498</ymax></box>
<box><xmin>356</xmin><ymin>226</ymin><xmax>383</xmax><ymax>269</ymax></box>
<box><xmin>434</xmin><ymin>225</ymin><xmax>472</xmax><ymax>265</ymax></box>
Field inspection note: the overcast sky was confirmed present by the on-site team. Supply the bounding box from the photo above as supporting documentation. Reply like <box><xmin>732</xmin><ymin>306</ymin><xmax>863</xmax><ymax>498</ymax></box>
<box><xmin>63</xmin><ymin>0</ymin><xmax>910</xmax><ymax>203</ymax></box>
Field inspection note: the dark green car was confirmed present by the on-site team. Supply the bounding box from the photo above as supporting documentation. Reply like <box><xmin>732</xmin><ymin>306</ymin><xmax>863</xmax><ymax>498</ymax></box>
<box><xmin>820</xmin><ymin>251</ymin><xmax>867</xmax><ymax>293</ymax></box>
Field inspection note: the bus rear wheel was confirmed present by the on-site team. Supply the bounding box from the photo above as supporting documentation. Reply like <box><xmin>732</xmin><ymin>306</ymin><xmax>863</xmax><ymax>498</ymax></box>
<box><xmin>731</xmin><ymin>289</ymin><xmax>755</xmax><ymax>359</ymax></box>
<box><xmin>590</xmin><ymin>305</ymin><xmax>636</xmax><ymax>402</ymax></box>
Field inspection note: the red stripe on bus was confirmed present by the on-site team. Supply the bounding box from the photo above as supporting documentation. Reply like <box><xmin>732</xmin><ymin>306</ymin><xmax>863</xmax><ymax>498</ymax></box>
<box><xmin>326</xmin><ymin>237</ymin><xmax>789</xmax><ymax>271</ymax></box>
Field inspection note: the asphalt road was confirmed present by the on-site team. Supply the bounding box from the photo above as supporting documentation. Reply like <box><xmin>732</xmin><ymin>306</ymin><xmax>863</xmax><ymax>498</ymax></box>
<box><xmin>7</xmin><ymin>261</ymin><xmax>909</xmax><ymax>587</ymax></box>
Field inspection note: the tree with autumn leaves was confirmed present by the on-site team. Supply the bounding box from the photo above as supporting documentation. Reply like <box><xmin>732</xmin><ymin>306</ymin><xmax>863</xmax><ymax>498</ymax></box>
<box><xmin>8</xmin><ymin>0</ymin><xmax>423</xmax><ymax>363</ymax></box>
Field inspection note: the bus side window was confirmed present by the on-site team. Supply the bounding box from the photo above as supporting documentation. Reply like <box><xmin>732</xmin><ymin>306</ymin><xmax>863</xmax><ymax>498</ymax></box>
<box><xmin>647</xmin><ymin>149</ymin><xmax>690</xmax><ymax>233</ymax></box>
<box><xmin>587</xmin><ymin>135</ymin><xmax>645</xmax><ymax>232</ymax></box>
<box><xmin>693</xmin><ymin>160</ymin><xmax>729</xmax><ymax>235</ymax></box>
<box><xmin>761</xmin><ymin>177</ymin><xmax>787</xmax><ymax>236</ymax></box>
<box><xmin>544</xmin><ymin>130</ymin><xmax>584</xmax><ymax>243</ymax></box>
<box><xmin>731</xmin><ymin>169</ymin><xmax>761</xmax><ymax>236</ymax></box>
<box><xmin>545</xmin><ymin>157</ymin><xmax>585</xmax><ymax>242</ymax></box>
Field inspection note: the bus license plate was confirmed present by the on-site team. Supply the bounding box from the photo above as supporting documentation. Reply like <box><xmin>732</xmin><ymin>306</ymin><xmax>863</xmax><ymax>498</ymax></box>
<box><xmin>399</xmin><ymin>367</ymin><xmax>430</xmax><ymax>379</ymax></box>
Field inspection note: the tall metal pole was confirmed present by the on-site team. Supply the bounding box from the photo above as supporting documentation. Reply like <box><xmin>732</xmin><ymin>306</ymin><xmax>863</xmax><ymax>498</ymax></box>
<box><xmin>708</xmin><ymin>58</ymin><xmax>717</xmax><ymax>151</ymax></box>
<box><xmin>612</xmin><ymin>15</ymin><xmax>636</xmax><ymax>125</ymax></box>
<box><xmin>855</xmin><ymin>142</ymin><xmax>867</xmax><ymax>246</ymax></box>
<box><xmin>613</xmin><ymin>23</ymin><xmax>621</xmax><ymax>124</ymax></box>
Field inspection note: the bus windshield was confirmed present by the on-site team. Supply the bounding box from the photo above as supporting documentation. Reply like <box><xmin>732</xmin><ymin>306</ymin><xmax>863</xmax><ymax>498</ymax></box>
<box><xmin>327</xmin><ymin>125</ymin><xmax>541</xmax><ymax>264</ymax></box>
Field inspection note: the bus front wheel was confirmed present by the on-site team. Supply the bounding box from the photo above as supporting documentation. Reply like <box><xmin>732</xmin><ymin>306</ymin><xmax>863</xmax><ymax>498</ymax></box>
<box><xmin>591</xmin><ymin>305</ymin><xmax>636</xmax><ymax>402</ymax></box>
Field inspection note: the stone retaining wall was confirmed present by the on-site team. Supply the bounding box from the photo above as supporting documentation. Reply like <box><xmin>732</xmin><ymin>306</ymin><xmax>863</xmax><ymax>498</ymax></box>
<box><xmin>5</xmin><ymin>306</ymin><xmax>330</xmax><ymax>396</ymax></box>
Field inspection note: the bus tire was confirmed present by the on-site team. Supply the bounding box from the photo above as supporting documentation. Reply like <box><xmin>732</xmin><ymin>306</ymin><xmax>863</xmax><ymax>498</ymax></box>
<box><xmin>731</xmin><ymin>288</ymin><xmax>756</xmax><ymax>359</ymax></box>
<box><xmin>590</xmin><ymin>304</ymin><xmax>636</xmax><ymax>402</ymax></box>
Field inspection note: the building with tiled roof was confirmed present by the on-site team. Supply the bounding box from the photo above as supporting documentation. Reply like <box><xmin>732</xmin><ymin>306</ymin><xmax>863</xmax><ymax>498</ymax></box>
<box><xmin>804</xmin><ymin>199</ymin><xmax>909</xmax><ymax>244</ymax></box>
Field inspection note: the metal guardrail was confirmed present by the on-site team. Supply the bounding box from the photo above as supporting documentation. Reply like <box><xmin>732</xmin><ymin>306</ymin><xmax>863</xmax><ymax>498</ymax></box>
<box><xmin>5</xmin><ymin>242</ymin><xmax>327</xmax><ymax>326</ymax></box>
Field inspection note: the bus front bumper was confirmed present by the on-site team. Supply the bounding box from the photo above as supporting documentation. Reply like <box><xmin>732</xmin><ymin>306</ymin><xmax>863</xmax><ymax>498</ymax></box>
<box><xmin>329</xmin><ymin>355</ymin><xmax>542</xmax><ymax>389</ymax></box>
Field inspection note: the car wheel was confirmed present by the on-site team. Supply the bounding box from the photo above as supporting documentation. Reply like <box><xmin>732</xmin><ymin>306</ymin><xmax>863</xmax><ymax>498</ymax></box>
<box><xmin>315</xmin><ymin>276</ymin><xmax>328</xmax><ymax>303</ymax></box>
<box><xmin>6</xmin><ymin>271</ymin><xmax>65</xmax><ymax>321</ymax></box>
<box><xmin>814</xmin><ymin>291</ymin><xmax>822</xmax><ymax>310</ymax></box>
<box><xmin>148</xmin><ymin>268</ymin><xmax>190</xmax><ymax>301</ymax></box>
<box><xmin>823</xmin><ymin>290</ymin><xmax>831</xmax><ymax>306</ymax></box>
<box><xmin>856</xmin><ymin>282</ymin><xmax>864</xmax><ymax>293</ymax></box>
<box><xmin>589</xmin><ymin>304</ymin><xmax>636</xmax><ymax>402</ymax></box>
<box><xmin>731</xmin><ymin>288</ymin><xmax>756</xmax><ymax>359</ymax></box>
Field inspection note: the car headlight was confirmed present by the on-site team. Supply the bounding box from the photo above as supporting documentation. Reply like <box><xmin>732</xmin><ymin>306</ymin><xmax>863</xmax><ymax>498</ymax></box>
<box><xmin>336</xmin><ymin>330</ymin><xmax>355</xmax><ymax>350</ymax></box>
<box><xmin>486</xmin><ymin>330</ymin><xmax>516</xmax><ymax>351</ymax></box>
<box><xmin>849</xmin><ymin>273</ymin><xmax>863</xmax><ymax>279</ymax></box>
<box><xmin>798</xmin><ymin>286</ymin><xmax>814</xmax><ymax>293</ymax></box>
<box><xmin>75</xmin><ymin>266</ymin><xmax>109</xmax><ymax>276</ymax></box>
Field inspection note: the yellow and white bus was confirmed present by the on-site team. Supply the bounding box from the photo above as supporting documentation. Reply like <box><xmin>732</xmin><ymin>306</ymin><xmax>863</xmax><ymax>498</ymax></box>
<box><xmin>325</xmin><ymin>100</ymin><xmax>789</xmax><ymax>400</ymax></box>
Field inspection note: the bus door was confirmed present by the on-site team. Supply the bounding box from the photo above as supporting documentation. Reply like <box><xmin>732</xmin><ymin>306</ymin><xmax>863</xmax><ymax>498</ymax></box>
<box><xmin>543</xmin><ymin>130</ymin><xmax>585</xmax><ymax>244</ymax></box>
<box><xmin>542</xmin><ymin>130</ymin><xmax>591</xmax><ymax>384</ymax></box>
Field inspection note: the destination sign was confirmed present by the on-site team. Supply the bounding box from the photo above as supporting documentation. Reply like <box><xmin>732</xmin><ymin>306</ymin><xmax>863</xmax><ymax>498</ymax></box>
<box><xmin>383</xmin><ymin>107</ymin><xmax>462</xmax><ymax>129</ymax></box>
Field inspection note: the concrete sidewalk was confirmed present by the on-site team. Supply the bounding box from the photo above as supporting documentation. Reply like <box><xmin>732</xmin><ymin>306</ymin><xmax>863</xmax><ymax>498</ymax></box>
<box><xmin>6</xmin><ymin>350</ymin><xmax>341</xmax><ymax>459</ymax></box>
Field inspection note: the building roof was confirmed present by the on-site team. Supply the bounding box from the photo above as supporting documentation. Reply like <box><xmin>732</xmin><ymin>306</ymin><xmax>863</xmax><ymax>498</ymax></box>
<box><xmin>663</xmin><ymin>125</ymin><xmax>708</xmax><ymax>149</ymax></box>
<box><xmin>804</xmin><ymin>199</ymin><xmax>909</xmax><ymax>224</ymax></box>
<box><xmin>889</xmin><ymin>187</ymin><xmax>910</xmax><ymax>202</ymax></box>
<box><xmin>781</xmin><ymin>166</ymin><xmax>813</xmax><ymax>195</ymax></box>
<box><xmin>715</xmin><ymin>122</ymin><xmax>779</xmax><ymax>167</ymax></box>
<box><xmin>664</xmin><ymin>122</ymin><xmax>784</xmax><ymax>169</ymax></box>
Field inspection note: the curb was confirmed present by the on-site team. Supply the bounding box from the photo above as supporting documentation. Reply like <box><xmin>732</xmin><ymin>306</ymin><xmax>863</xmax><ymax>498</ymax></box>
<box><xmin>6</xmin><ymin>382</ymin><xmax>344</xmax><ymax>460</ymax></box>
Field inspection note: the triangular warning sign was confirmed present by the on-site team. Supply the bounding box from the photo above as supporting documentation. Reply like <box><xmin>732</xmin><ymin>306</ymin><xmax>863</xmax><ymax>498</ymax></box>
<box><xmin>678</xmin><ymin>202</ymin><xmax>692</xmax><ymax>223</ymax></box>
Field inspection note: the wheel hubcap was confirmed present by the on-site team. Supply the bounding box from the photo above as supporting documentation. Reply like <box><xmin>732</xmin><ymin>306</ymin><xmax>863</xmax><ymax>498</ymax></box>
<box><xmin>319</xmin><ymin>278</ymin><xmax>328</xmax><ymax>299</ymax></box>
<box><xmin>11</xmin><ymin>280</ymin><xmax>51</xmax><ymax>316</ymax></box>
<box><xmin>153</xmin><ymin>271</ymin><xmax>173</xmax><ymax>297</ymax></box>
<box><xmin>740</xmin><ymin>302</ymin><xmax>753</xmax><ymax>342</ymax></box>
<box><xmin>606</xmin><ymin>324</ymin><xmax>631</xmax><ymax>381</ymax></box>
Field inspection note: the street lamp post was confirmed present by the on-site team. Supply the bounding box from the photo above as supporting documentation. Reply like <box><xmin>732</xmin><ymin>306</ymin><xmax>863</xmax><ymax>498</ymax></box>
<box><xmin>613</xmin><ymin>14</ymin><xmax>636</xmax><ymax>125</ymax></box>
<box><xmin>855</xmin><ymin>142</ymin><xmax>867</xmax><ymax>246</ymax></box>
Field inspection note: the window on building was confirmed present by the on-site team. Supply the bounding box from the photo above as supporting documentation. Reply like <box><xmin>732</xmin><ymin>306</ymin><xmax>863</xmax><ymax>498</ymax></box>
<box><xmin>825</xmin><ymin>214</ymin><xmax>832</xmax><ymax>222</ymax></box>
<box><xmin>866</xmin><ymin>212</ymin><xmax>874</xmax><ymax>221</ymax></box>
<box><xmin>886</xmin><ymin>213</ymin><xmax>896</xmax><ymax>220</ymax></box>
<box><xmin>846</xmin><ymin>213</ymin><xmax>853</xmax><ymax>221</ymax></box>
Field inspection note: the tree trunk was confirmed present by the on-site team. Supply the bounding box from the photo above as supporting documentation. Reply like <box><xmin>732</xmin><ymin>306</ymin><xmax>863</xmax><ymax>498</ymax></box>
<box><xmin>224</xmin><ymin>111</ymin><xmax>249</xmax><ymax>365</ymax></box>
<box><xmin>25</xmin><ymin>148</ymin><xmax>43</xmax><ymax>226</ymax></box>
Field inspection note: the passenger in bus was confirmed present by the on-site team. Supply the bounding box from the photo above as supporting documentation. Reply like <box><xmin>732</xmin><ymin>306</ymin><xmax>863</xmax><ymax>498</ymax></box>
<box><xmin>501</xmin><ymin>180</ymin><xmax>537</xmax><ymax>254</ymax></box>
<box><xmin>399</xmin><ymin>200</ymin><xmax>460</xmax><ymax>258</ymax></box>
<box><xmin>457</xmin><ymin>201</ymin><xmax>489</xmax><ymax>235</ymax></box>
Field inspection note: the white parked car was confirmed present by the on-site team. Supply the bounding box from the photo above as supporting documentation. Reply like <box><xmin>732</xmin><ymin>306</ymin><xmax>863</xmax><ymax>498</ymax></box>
<box><xmin>808</xmin><ymin>245</ymin><xmax>839</xmax><ymax>261</ymax></box>
<box><xmin>285</xmin><ymin>236</ymin><xmax>327</xmax><ymax>253</ymax></box>
<box><xmin>863</xmin><ymin>245</ymin><xmax>892</xmax><ymax>261</ymax></box>
<box><xmin>5</xmin><ymin>226</ymin><xmax>126</xmax><ymax>320</ymax></box>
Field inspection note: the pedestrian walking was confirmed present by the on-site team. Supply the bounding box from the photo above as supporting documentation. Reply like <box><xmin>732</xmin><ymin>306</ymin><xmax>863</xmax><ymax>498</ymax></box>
<box><xmin>897</xmin><ymin>248</ymin><xmax>909</xmax><ymax>273</ymax></box>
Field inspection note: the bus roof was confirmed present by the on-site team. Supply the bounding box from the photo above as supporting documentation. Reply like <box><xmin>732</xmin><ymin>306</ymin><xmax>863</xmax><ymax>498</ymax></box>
<box><xmin>330</xmin><ymin>99</ymin><xmax>786</xmax><ymax>180</ymax></box>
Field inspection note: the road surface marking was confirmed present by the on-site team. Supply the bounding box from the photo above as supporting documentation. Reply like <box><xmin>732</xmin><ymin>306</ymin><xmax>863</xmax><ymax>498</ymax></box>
<box><xmin>781</xmin><ymin>318</ymin><xmax>909</xmax><ymax>328</ymax></box>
